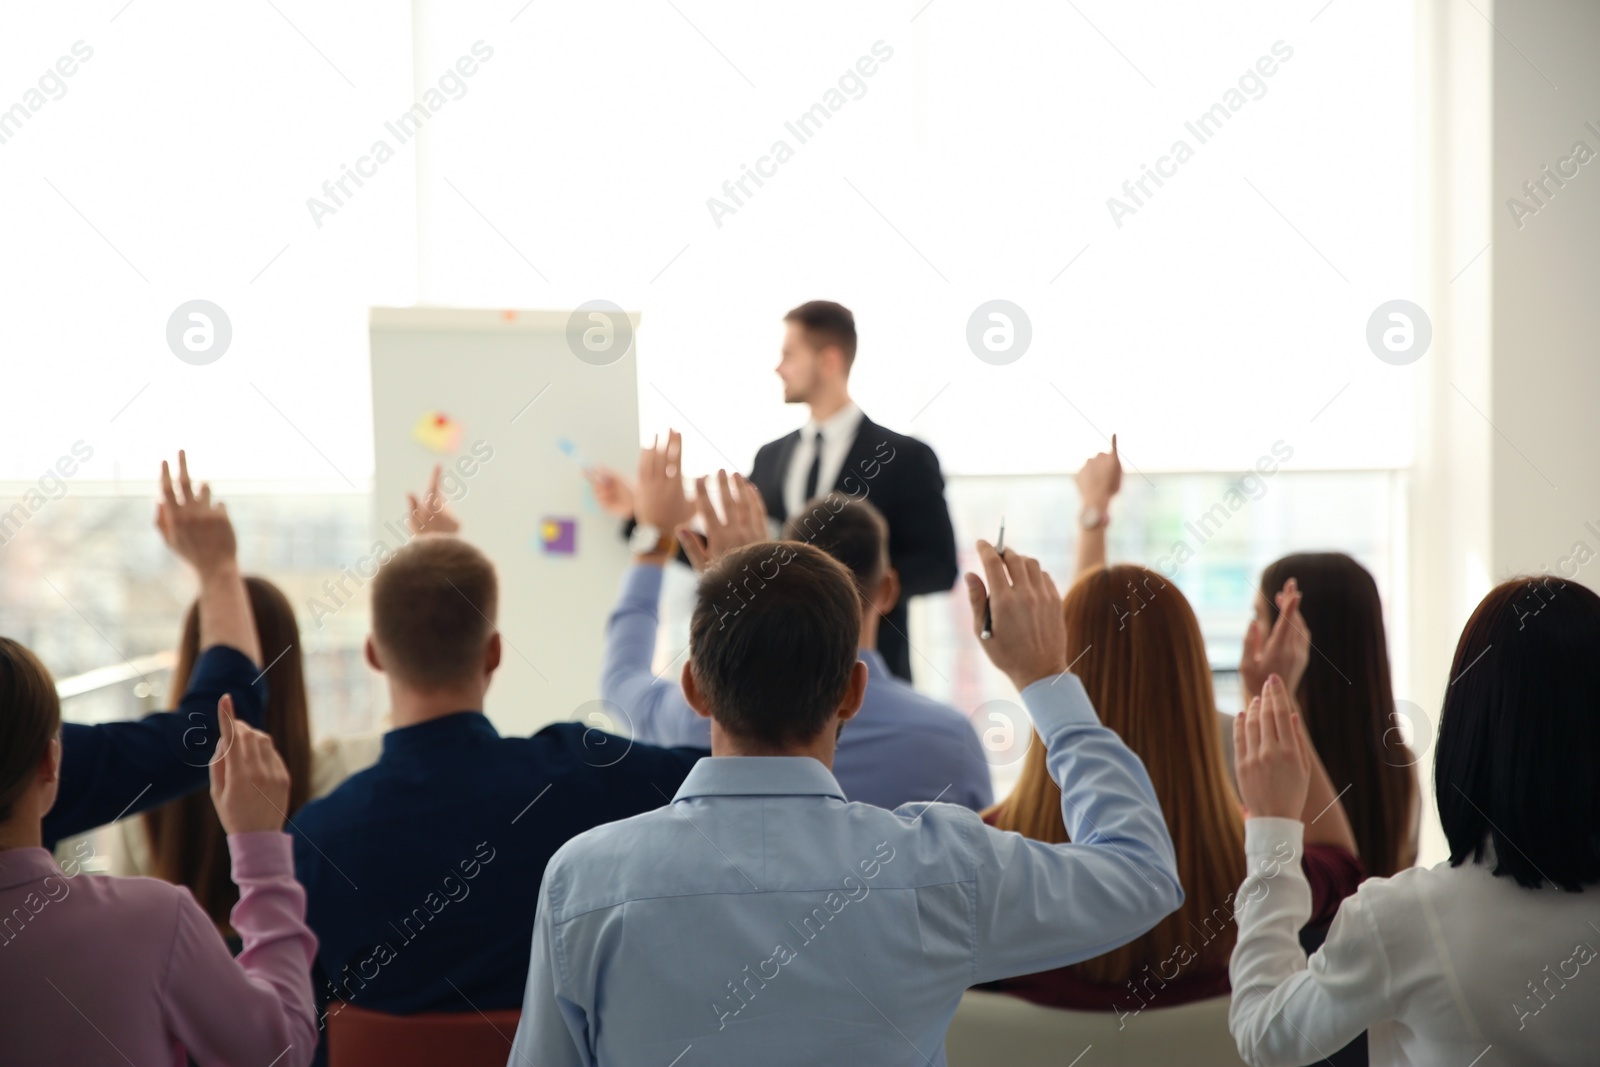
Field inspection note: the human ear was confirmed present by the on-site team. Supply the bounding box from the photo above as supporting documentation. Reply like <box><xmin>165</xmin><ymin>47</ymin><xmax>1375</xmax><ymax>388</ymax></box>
<box><xmin>681</xmin><ymin>661</ymin><xmax>713</xmax><ymax>719</ymax></box>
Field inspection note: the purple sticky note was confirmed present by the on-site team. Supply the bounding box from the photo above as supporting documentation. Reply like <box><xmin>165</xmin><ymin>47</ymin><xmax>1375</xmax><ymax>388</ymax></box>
<box><xmin>539</xmin><ymin>517</ymin><xmax>577</xmax><ymax>555</ymax></box>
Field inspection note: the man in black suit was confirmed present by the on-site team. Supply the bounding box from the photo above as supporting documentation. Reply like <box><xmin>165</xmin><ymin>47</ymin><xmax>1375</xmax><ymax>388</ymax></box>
<box><xmin>593</xmin><ymin>301</ymin><xmax>956</xmax><ymax>682</ymax></box>
<box><xmin>744</xmin><ymin>301</ymin><xmax>957</xmax><ymax>682</ymax></box>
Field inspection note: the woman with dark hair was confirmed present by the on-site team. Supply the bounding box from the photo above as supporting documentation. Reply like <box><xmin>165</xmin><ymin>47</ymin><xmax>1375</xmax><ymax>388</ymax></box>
<box><xmin>979</xmin><ymin>441</ymin><xmax>1363</xmax><ymax>1014</ymax></box>
<box><xmin>113</xmin><ymin>577</ymin><xmax>380</xmax><ymax>935</ymax></box>
<box><xmin>0</xmin><ymin>638</ymin><xmax>317</xmax><ymax>1065</ymax></box>
<box><xmin>1242</xmin><ymin>552</ymin><xmax>1419</xmax><ymax>877</ymax></box>
<box><xmin>1230</xmin><ymin>576</ymin><xmax>1600</xmax><ymax>1065</ymax></box>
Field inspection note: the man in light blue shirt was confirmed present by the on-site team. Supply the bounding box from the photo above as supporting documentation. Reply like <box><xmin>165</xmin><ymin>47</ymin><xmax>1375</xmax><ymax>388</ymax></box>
<box><xmin>603</xmin><ymin>464</ymin><xmax>991</xmax><ymax>811</ymax></box>
<box><xmin>510</xmin><ymin>533</ymin><xmax>1182</xmax><ymax>1066</ymax></box>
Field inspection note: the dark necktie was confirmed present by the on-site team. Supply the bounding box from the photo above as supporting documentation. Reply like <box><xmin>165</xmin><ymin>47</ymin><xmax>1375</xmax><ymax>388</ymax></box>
<box><xmin>803</xmin><ymin>430</ymin><xmax>824</xmax><ymax>502</ymax></box>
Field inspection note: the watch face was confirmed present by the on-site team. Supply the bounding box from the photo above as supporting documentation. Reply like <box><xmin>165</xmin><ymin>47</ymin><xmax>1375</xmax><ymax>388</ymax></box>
<box><xmin>1081</xmin><ymin>506</ymin><xmax>1105</xmax><ymax>530</ymax></box>
<box><xmin>630</xmin><ymin>524</ymin><xmax>662</xmax><ymax>550</ymax></box>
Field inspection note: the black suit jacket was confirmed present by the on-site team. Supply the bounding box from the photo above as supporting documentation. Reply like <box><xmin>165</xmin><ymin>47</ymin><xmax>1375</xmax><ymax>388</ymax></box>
<box><xmin>749</xmin><ymin>413</ymin><xmax>958</xmax><ymax>681</ymax></box>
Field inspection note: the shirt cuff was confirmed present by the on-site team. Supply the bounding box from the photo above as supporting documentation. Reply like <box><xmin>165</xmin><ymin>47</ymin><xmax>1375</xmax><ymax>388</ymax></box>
<box><xmin>227</xmin><ymin>831</ymin><xmax>295</xmax><ymax>881</ymax></box>
<box><xmin>1017</xmin><ymin>672</ymin><xmax>1099</xmax><ymax>741</ymax></box>
<box><xmin>1245</xmin><ymin>816</ymin><xmax>1305</xmax><ymax>865</ymax></box>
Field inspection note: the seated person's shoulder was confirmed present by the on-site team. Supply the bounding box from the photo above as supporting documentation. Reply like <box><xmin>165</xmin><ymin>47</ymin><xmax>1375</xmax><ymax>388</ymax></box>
<box><xmin>880</xmin><ymin>683</ymin><xmax>981</xmax><ymax>745</ymax></box>
<box><xmin>526</xmin><ymin>721</ymin><xmax>703</xmax><ymax>775</ymax></box>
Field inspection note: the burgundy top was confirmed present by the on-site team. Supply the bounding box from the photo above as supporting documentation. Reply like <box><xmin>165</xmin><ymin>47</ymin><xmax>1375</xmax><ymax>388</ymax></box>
<box><xmin>977</xmin><ymin>811</ymin><xmax>1364</xmax><ymax>1013</ymax></box>
<box><xmin>0</xmin><ymin>831</ymin><xmax>318</xmax><ymax>1067</ymax></box>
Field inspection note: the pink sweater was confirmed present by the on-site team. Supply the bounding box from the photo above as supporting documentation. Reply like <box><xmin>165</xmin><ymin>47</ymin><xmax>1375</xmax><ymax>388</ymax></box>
<box><xmin>0</xmin><ymin>831</ymin><xmax>317</xmax><ymax>1067</ymax></box>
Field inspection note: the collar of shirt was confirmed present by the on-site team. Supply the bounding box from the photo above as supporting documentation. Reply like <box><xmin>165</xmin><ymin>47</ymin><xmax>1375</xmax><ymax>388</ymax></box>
<box><xmin>801</xmin><ymin>400</ymin><xmax>864</xmax><ymax>444</ymax></box>
<box><xmin>671</xmin><ymin>755</ymin><xmax>847</xmax><ymax>802</ymax></box>
<box><xmin>0</xmin><ymin>847</ymin><xmax>60</xmax><ymax>891</ymax></box>
<box><xmin>381</xmin><ymin>709</ymin><xmax>499</xmax><ymax>758</ymax></box>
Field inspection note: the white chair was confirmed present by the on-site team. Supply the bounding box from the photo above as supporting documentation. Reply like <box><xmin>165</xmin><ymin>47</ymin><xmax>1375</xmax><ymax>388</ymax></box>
<box><xmin>944</xmin><ymin>989</ymin><xmax>1247</xmax><ymax>1067</ymax></box>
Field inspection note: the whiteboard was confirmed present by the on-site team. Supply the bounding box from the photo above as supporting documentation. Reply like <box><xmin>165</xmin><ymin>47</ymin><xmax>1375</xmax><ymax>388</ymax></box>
<box><xmin>369</xmin><ymin>307</ymin><xmax>640</xmax><ymax>735</ymax></box>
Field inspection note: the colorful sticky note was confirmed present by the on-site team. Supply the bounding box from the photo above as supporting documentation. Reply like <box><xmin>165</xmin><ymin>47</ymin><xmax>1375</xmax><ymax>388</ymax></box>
<box><xmin>413</xmin><ymin>411</ymin><xmax>464</xmax><ymax>454</ymax></box>
<box><xmin>539</xmin><ymin>517</ymin><xmax>577</xmax><ymax>555</ymax></box>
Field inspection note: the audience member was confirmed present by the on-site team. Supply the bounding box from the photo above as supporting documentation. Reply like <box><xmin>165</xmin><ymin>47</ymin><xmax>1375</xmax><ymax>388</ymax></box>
<box><xmin>1242</xmin><ymin>552</ymin><xmax>1419</xmax><ymax>876</ymax></box>
<box><xmin>287</xmin><ymin>494</ymin><xmax>704</xmax><ymax>1059</ymax></box>
<box><xmin>0</xmin><ymin>643</ymin><xmax>317</xmax><ymax>1067</ymax></box>
<box><xmin>112</xmin><ymin>575</ymin><xmax>381</xmax><ymax>938</ymax></box>
<box><xmin>44</xmin><ymin>452</ymin><xmax>269</xmax><ymax>849</ymax></box>
<box><xmin>1230</xmin><ymin>576</ymin><xmax>1600</xmax><ymax>1065</ymax></box>
<box><xmin>982</xmin><ymin>568</ymin><xmax>1361</xmax><ymax>1011</ymax></box>
<box><xmin>510</xmin><ymin>536</ymin><xmax>1182</xmax><ymax>1065</ymax></box>
<box><xmin>980</xmin><ymin>440</ymin><xmax>1360</xmax><ymax>1018</ymax></box>
<box><xmin>602</xmin><ymin>430</ymin><xmax>991</xmax><ymax>809</ymax></box>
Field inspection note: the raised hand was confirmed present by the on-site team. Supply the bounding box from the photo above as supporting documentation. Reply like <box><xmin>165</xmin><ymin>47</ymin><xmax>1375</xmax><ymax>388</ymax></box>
<box><xmin>156</xmin><ymin>451</ymin><xmax>237</xmax><ymax>579</ymax></box>
<box><xmin>406</xmin><ymin>464</ymin><xmax>462</xmax><ymax>536</ymax></box>
<box><xmin>584</xmin><ymin>464</ymin><xmax>636</xmax><ymax>520</ymax></box>
<box><xmin>963</xmin><ymin>540</ymin><xmax>1068</xmax><ymax>692</ymax></box>
<box><xmin>209</xmin><ymin>694</ymin><xmax>292</xmax><ymax>835</ymax></box>
<box><xmin>1240</xmin><ymin>578</ymin><xmax>1310</xmax><ymax>703</ymax></box>
<box><xmin>634</xmin><ymin>430</ymin><xmax>694</xmax><ymax>531</ymax></box>
<box><xmin>1076</xmin><ymin>433</ymin><xmax>1123</xmax><ymax>510</ymax></box>
<box><xmin>1234</xmin><ymin>674</ymin><xmax>1311</xmax><ymax>820</ymax></box>
<box><xmin>678</xmin><ymin>470</ymin><xmax>769</xmax><ymax>573</ymax></box>
<box><xmin>156</xmin><ymin>452</ymin><xmax>261</xmax><ymax>663</ymax></box>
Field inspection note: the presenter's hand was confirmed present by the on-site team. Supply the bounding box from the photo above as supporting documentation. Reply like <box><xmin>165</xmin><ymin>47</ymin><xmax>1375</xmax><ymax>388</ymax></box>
<box><xmin>964</xmin><ymin>541</ymin><xmax>1068</xmax><ymax>691</ymax></box>
<box><xmin>406</xmin><ymin>464</ymin><xmax>462</xmax><ymax>536</ymax></box>
<box><xmin>1076</xmin><ymin>433</ymin><xmax>1122</xmax><ymax>510</ymax></box>
<box><xmin>1239</xmin><ymin>578</ymin><xmax>1309</xmax><ymax>703</ymax></box>
<box><xmin>585</xmin><ymin>464</ymin><xmax>636</xmax><ymax>520</ymax></box>
<box><xmin>1235</xmin><ymin>675</ymin><xmax>1311</xmax><ymax>820</ymax></box>
<box><xmin>678</xmin><ymin>470</ymin><xmax>768</xmax><ymax>573</ymax></box>
<box><xmin>635</xmin><ymin>430</ymin><xmax>694</xmax><ymax>531</ymax></box>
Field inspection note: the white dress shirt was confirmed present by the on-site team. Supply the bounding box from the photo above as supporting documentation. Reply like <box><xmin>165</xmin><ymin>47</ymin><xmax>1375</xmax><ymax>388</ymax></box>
<box><xmin>1230</xmin><ymin>818</ymin><xmax>1600</xmax><ymax>1067</ymax></box>
<box><xmin>783</xmin><ymin>400</ymin><xmax>865</xmax><ymax>518</ymax></box>
<box><xmin>510</xmin><ymin>672</ymin><xmax>1182</xmax><ymax>1067</ymax></box>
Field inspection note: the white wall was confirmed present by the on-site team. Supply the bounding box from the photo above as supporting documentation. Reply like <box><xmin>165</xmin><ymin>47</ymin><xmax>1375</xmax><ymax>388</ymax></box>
<box><xmin>1489</xmin><ymin>1</ymin><xmax>1600</xmax><ymax>578</ymax></box>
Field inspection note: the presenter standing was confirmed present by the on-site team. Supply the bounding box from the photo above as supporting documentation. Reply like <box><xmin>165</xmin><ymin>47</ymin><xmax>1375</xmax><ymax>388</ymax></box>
<box><xmin>747</xmin><ymin>301</ymin><xmax>957</xmax><ymax>682</ymax></box>
<box><xmin>595</xmin><ymin>301</ymin><xmax>957</xmax><ymax>683</ymax></box>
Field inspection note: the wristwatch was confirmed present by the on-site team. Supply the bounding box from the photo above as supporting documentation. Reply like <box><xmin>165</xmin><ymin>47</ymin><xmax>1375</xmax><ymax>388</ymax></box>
<box><xmin>1079</xmin><ymin>505</ymin><xmax>1109</xmax><ymax>531</ymax></box>
<box><xmin>628</xmin><ymin>522</ymin><xmax>676</xmax><ymax>556</ymax></box>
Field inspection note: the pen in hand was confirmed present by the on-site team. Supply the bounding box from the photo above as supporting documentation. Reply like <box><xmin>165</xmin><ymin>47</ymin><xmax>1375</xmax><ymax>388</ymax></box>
<box><xmin>980</xmin><ymin>517</ymin><xmax>1006</xmax><ymax>640</ymax></box>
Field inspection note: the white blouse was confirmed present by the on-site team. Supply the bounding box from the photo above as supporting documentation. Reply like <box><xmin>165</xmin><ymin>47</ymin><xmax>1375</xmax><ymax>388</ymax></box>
<box><xmin>1230</xmin><ymin>818</ymin><xmax>1600</xmax><ymax>1067</ymax></box>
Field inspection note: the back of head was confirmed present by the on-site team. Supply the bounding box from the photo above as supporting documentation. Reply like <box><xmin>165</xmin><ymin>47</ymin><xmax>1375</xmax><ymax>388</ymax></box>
<box><xmin>1261</xmin><ymin>552</ymin><xmax>1412</xmax><ymax>876</ymax></box>
<box><xmin>146</xmin><ymin>576</ymin><xmax>314</xmax><ymax>927</ymax></box>
<box><xmin>371</xmin><ymin>536</ymin><xmax>498</xmax><ymax>691</ymax></box>
<box><xmin>0</xmin><ymin>639</ymin><xmax>60</xmax><ymax>824</ymax></box>
<box><xmin>689</xmin><ymin>540</ymin><xmax>861</xmax><ymax>749</ymax></box>
<box><xmin>1436</xmin><ymin>575</ymin><xmax>1600</xmax><ymax>891</ymax></box>
<box><xmin>784</xmin><ymin>300</ymin><xmax>857</xmax><ymax>369</ymax></box>
<box><xmin>988</xmin><ymin>564</ymin><xmax>1245</xmax><ymax>986</ymax></box>
<box><xmin>780</xmin><ymin>493</ymin><xmax>889</xmax><ymax>604</ymax></box>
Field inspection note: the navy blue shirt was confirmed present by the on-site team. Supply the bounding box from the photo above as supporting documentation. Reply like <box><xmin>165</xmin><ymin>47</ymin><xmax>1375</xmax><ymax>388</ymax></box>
<box><xmin>45</xmin><ymin>645</ymin><xmax>268</xmax><ymax>850</ymax></box>
<box><xmin>290</xmin><ymin>712</ymin><xmax>703</xmax><ymax>1040</ymax></box>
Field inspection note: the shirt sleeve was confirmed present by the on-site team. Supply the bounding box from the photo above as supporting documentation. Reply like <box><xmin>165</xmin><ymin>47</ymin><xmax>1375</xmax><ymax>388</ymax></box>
<box><xmin>969</xmin><ymin>673</ymin><xmax>1183</xmax><ymax>983</ymax></box>
<box><xmin>598</xmin><ymin>564</ymin><xmax>711</xmax><ymax>748</ymax></box>
<box><xmin>43</xmin><ymin>645</ymin><xmax>269</xmax><ymax>848</ymax></box>
<box><xmin>510</xmin><ymin>871</ymin><xmax>591</xmax><ymax>1067</ymax></box>
<box><xmin>161</xmin><ymin>831</ymin><xmax>319</xmax><ymax>1067</ymax></box>
<box><xmin>1229</xmin><ymin>818</ymin><xmax>1395</xmax><ymax>1067</ymax></box>
<box><xmin>953</xmin><ymin>723</ymin><xmax>994</xmax><ymax>811</ymax></box>
<box><xmin>1300</xmin><ymin>843</ymin><xmax>1365</xmax><ymax>929</ymax></box>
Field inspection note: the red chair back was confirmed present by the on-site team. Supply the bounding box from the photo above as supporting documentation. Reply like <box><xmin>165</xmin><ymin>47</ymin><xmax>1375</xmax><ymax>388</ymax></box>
<box><xmin>326</xmin><ymin>1001</ymin><xmax>522</xmax><ymax>1067</ymax></box>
